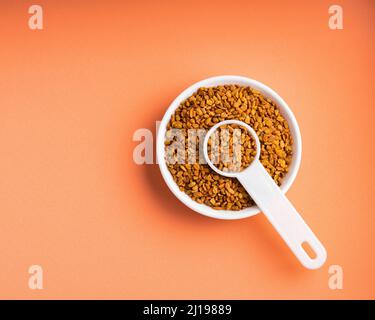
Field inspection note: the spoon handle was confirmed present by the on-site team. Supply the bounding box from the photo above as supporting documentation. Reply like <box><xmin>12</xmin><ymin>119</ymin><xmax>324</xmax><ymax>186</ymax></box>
<box><xmin>238</xmin><ymin>160</ymin><xmax>327</xmax><ymax>269</ymax></box>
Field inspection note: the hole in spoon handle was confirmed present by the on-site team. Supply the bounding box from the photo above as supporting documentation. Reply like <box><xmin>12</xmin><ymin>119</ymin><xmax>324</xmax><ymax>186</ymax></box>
<box><xmin>238</xmin><ymin>160</ymin><xmax>327</xmax><ymax>269</ymax></box>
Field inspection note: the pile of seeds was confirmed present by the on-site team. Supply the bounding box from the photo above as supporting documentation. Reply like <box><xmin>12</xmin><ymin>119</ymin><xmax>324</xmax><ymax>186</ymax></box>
<box><xmin>165</xmin><ymin>85</ymin><xmax>293</xmax><ymax>211</ymax></box>
<box><xmin>207</xmin><ymin>124</ymin><xmax>257</xmax><ymax>173</ymax></box>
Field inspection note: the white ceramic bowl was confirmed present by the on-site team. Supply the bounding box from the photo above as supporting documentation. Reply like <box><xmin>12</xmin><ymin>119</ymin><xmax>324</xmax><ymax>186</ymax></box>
<box><xmin>157</xmin><ymin>76</ymin><xmax>302</xmax><ymax>220</ymax></box>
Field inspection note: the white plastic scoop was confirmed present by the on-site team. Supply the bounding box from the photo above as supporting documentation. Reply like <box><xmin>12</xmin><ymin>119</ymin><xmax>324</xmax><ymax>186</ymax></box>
<box><xmin>203</xmin><ymin>120</ymin><xmax>327</xmax><ymax>269</ymax></box>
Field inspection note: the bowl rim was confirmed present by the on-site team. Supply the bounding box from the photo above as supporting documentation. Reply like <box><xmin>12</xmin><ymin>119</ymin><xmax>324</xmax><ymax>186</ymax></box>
<box><xmin>156</xmin><ymin>75</ymin><xmax>302</xmax><ymax>220</ymax></box>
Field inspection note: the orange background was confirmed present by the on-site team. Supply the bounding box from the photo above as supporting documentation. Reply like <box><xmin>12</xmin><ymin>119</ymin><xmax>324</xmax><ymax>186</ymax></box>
<box><xmin>0</xmin><ymin>0</ymin><xmax>374</xmax><ymax>299</ymax></box>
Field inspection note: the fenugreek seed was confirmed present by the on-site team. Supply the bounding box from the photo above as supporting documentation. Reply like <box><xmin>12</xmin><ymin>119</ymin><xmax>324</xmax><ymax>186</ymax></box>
<box><xmin>278</xmin><ymin>159</ymin><xmax>286</xmax><ymax>167</ymax></box>
<box><xmin>276</xmin><ymin>149</ymin><xmax>284</xmax><ymax>157</ymax></box>
<box><xmin>172</xmin><ymin>121</ymin><xmax>183</xmax><ymax>129</ymax></box>
<box><xmin>188</xmin><ymin>181</ymin><xmax>196</xmax><ymax>187</ymax></box>
<box><xmin>265</xmin><ymin>118</ymin><xmax>273</xmax><ymax>127</ymax></box>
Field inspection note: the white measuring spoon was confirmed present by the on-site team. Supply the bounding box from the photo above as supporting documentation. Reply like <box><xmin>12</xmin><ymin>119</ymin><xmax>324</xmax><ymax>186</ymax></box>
<box><xmin>203</xmin><ymin>120</ymin><xmax>327</xmax><ymax>269</ymax></box>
